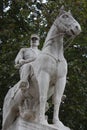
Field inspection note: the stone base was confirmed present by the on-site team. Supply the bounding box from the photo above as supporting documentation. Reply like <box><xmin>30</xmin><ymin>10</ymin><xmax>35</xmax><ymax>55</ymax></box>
<box><xmin>8</xmin><ymin>117</ymin><xmax>70</xmax><ymax>130</ymax></box>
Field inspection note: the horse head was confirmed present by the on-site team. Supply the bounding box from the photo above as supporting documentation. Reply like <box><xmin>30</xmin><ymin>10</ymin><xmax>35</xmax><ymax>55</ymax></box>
<box><xmin>54</xmin><ymin>6</ymin><xmax>81</xmax><ymax>37</ymax></box>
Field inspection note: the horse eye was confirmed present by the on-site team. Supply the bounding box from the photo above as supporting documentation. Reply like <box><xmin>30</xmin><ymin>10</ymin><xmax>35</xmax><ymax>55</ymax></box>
<box><xmin>31</xmin><ymin>37</ymin><xmax>38</xmax><ymax>40</ymax></box>
<box><xmin>62</xmin><ymin>15</ymin><xmax>69</xmax><ymax>18</ymax></box>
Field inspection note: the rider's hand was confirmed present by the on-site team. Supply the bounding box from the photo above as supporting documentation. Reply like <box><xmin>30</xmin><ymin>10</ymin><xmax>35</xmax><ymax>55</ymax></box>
<box><xmin>19</xmin><ymin>59</ymin><xmax>25</xmax><ymax>66</ymax></box>
<box><xmin>14</xmin><ymin>64</ymin><xmax>20</xmax><ymax>69</ymax></box>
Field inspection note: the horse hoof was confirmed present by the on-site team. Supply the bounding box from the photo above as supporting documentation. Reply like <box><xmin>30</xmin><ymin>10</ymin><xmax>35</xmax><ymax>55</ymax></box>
<box><xmin>38</xmin><ymin>118</ymin><xmax>48</xmax><ymax>125</ymax></box>
<box><xmin>53</xmin><ymin>120</ymin><xmax>70</xmax><ymax>130</ymax></box>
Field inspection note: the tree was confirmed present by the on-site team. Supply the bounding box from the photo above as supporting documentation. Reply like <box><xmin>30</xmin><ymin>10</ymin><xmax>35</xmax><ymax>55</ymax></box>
<box><xmin>0</xmin><ymin>0</ymin><xmax>87</xmax><ymax>130</ymax></box>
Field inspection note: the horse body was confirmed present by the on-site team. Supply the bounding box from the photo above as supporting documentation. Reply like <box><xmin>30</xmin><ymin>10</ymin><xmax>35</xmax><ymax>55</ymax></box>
<box><xmin>31</xmin><ymin>24</ymin><xmax>67</xmax><ymax>124</ymax></box>
<box><xmin>29</xmin><ymin>9</ymin><xmax>81</xmax><ymax>127</ymax></box>
<box><xmin>20</xmin><ymin>8</ymin><xmax>81</xmax><ymax>128</ymax></box>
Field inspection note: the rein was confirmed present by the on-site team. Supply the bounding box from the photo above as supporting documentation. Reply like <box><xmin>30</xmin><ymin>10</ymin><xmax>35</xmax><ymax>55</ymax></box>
<box><xmin>41</xmin><ymin>52</ymin><xmax>64</xmax><ymax>63</ymax></box>
<box><xmin>64</xmin><ymin>36</ymin><xmax>75</xmax><ymax>51</ymax></box>
<box><xmin>43</xmin><ymin>22</ymin><xmax>76</xmax><ymax>50</ymax></box>
<box><xmin>42</xmin><ymin>21</ymin><xmax>76</xmax><ymax>62</ymax></box>
<box><xmin>42</xmin><ymin>33</ymin><xmax>64</xmax><ymax>49</ymax></box>
<box><xmin>54</xmin><ymin>21</ymin><xmax>76</xmax><ymax>50</ymax></box>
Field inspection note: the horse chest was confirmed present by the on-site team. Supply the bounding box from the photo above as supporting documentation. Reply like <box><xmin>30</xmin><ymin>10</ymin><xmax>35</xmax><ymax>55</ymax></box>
<box><xmin>56</xmin><ymin>59</ymin><xmax>67</xmax><ymax>78</ymax></box>
<box><xmin>44</xmin><ymin>57</ymin><xmax>67</xmax><ymax>79</ymax></box>
<box><xmin>34</xmin><ymin>54</ymin><xmax>67</xmax><ymax>81</ymax></box>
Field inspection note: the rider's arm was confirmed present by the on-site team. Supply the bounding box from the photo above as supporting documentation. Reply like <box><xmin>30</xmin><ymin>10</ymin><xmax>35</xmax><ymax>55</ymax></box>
<box><xmin>15</xmin><ymin>48</ymin><xmax>25</xmax><ymax>69</ymax></box>
<box><xmin>24</xmin><ymin>57</ymin><xmax>36</xmax><ymax>63</ymax></box>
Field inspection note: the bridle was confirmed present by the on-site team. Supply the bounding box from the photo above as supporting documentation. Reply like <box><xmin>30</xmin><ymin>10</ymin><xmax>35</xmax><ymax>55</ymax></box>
<box><xmin>42</xmin><ymin>18</ymin><xmax>76</xmax><ymax>63</ymax></box>
<box><xmin>54</xmin><ymin>21</ymin><xmax>76</xmax><ymax>50</ymax></box>
<box><xmin>43</xmin><ymin>21</ymin><xmax>76</xmax><ymax>51</ymax></box>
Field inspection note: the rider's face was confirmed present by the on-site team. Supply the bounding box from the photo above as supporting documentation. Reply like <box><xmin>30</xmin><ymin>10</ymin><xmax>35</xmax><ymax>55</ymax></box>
<box><xmin>31</xmin><ymin>37</ymin><xmax>39</xmax><ymax>46</ymax></box>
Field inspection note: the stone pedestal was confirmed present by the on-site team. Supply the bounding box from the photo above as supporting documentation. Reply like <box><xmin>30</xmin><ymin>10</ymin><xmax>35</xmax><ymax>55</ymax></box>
<box><xmin>8</xmin><ymin>117</ymin><xmax>59</xmax><ymax>130</ymax></box>
<box><xmin>8</xmin><ymin>117</ymin><xmax>70</xmax><ymax>130</ymax></box>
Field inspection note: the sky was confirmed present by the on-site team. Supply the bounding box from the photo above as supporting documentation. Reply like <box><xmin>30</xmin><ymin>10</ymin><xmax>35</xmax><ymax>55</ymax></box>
<box><xmin>42</xmin><ymin>0</ymin><xmax>47</xmax><ymax>3</ymax></box>
<box><xmin>4</xmin><ymin>0</ymin><xmax>47</xmax><ymax>12</ymax></box>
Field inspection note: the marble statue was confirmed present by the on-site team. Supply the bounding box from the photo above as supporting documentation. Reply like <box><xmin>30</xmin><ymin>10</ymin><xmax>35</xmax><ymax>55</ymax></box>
<box><xmin>2</xmin><ymin>6</ymin><xmax>81</xmax><ymax>130</ymax></box>
<box><xmin>2</xmin><ymin>34</ymin><xmax>41</xmax><ymax>130</ymax></box>
<box><xmin>14</xmin><ymin>34</ymin><xmax>41</xmax><ymax>121</ymax></box>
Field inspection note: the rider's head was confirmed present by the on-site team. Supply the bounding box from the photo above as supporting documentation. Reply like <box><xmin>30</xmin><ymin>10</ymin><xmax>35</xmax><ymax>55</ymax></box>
<box><xmin>30</xmin><ymin>34</ymin><xmax>40</xmax><ymax>47</ymax></box>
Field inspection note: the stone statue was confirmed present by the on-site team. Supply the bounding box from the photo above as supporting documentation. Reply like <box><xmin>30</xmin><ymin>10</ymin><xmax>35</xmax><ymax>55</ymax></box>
<box><xmin>2</xmin><ymin>34</ymin><xmax>41</xmax><ymax>130</ymax></box>
<box><xmin>14</xmin><ymin>34</ymin><xmax>41</xmax><ymax>121</ymax></box>
<box><xmin>2</xmin><ymin>7</ymin><xmax>81</xmax><ymax>130</ymax></box>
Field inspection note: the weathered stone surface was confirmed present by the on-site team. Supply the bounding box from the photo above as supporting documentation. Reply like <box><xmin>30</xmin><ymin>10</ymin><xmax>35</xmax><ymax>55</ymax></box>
<box><xmin>2</xmin><ymin>7</ymin><xmax>81</xmax><ymax>130</ymax></box>
<box><xmin>8</xmin><ymin>118</ymin><xmax>59</xmax><ymax>130</ymax></box>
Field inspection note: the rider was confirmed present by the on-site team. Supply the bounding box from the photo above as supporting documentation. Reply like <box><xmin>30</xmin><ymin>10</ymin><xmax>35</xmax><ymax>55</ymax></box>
<box><xmin>15</xmin><ymin>34</ymin><xmax>41</xmax><ymax>79</ymax></box>
<box><xmin>14</xmin><ymin>34</ymin><xmax>41</xmax><ymax>121</ymax></box>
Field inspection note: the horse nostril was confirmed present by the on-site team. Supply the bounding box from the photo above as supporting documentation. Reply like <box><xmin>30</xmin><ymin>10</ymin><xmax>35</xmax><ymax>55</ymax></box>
<box><xmin>75</xmin><ymin>26</ymin><xmax>78</xmax><ymax>30</ymax></box>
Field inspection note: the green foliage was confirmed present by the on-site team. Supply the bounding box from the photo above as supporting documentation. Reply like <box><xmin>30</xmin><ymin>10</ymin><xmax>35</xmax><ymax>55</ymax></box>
<box><xmin>0</xmin><ymin>0</ymin><xmax>87</xmax><ymax>129</ymax></box>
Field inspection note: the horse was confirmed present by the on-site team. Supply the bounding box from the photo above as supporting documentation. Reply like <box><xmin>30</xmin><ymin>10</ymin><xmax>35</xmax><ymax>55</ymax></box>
<box><xmin>2</xmin><ymin>7</ymin><xmax>81</xmax><ymax>130</ymax></box>
<box><xmin>19</xmin><ymin>7</ymin><xmax>81</xmax><ymax>129</ymax></box>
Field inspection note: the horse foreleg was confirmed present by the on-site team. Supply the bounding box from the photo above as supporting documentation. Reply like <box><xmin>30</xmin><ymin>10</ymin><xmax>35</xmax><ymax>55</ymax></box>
<box><xmin>53</xmin><ymin>76</ymin><xmax>66</xmax><ymax>125</ymax></box>
<box><xmin>38</xmin><ymin>71</ymin><xmax>50</xmax><ymax>124</ymax></box>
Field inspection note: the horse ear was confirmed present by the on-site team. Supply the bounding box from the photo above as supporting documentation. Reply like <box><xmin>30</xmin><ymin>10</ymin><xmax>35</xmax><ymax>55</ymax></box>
<box><xmin>60</xmin><ymin>5</ymin><xmax>65</xmax><ymax>10</ymax></box>
<box><xmin>59</xmin><ymin>5</ymin><xmax>65</xmax><ymax>16</ymax></box>
<box><xmin>68</xmin><ymin>10</ymin><xmax>72</xmax><ymax>14</ymax></box>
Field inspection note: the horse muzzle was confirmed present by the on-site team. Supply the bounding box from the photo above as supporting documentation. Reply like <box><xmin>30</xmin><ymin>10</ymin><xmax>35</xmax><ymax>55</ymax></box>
<box><xmin>66</xmin><ymin>23</ymin><xmax>81</xmax><ymax>37</ymax></box>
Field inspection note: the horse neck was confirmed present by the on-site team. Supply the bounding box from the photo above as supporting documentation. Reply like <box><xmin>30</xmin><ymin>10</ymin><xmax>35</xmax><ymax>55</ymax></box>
<box><xmin>42</xmin><ymin>24</ymin><xmax>64</xmax><ymax>60</ymax></box>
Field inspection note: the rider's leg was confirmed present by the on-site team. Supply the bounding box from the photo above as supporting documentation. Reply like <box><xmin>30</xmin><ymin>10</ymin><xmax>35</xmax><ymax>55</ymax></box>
<box><xmin>20</xmin><ymin>63</ymin><xmax>30</xmax><ymax>80</ymax></box>
<box><xmin>19</xmin><ymin>63</ymin><xmax>31</xmax><ymax>88</ymax></box>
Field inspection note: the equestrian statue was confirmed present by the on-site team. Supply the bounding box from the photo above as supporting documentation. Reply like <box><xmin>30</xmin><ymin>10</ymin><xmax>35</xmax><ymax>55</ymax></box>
<box><xmin>2</xmin><ymin>6</ymin><xmax>81</xmax><ymax>130</ymax></box>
